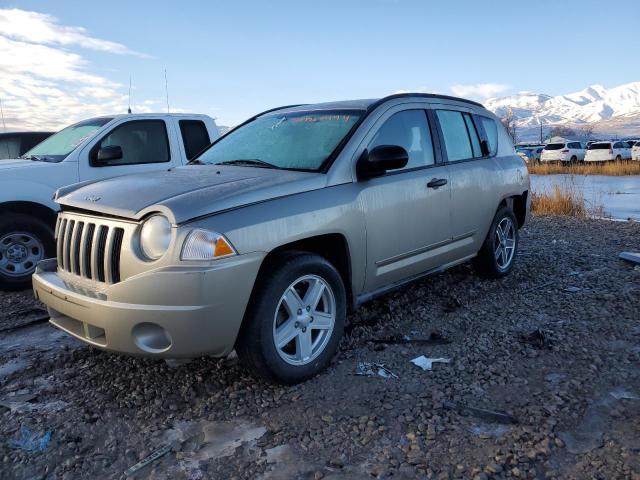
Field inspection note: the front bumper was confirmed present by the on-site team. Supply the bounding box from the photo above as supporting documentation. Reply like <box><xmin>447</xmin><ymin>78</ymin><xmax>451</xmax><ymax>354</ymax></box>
<box><xmin>32</xmin><ymin>253</ymin><xmax>265</xmax><ymax>358</ymax></box>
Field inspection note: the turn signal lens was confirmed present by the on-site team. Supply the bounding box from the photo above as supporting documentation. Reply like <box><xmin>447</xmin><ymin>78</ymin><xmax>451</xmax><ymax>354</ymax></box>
<box><xmin>181</xmin><ymin>229</ymin><xmax>236</xmax><ymax>261</ymax></box>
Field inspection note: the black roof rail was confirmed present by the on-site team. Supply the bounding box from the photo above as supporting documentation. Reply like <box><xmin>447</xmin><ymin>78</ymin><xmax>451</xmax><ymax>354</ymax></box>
<box><xmin>367</xmin><ymin>93</ymin><xmax>485</xmax><ymax>111</ymax></box>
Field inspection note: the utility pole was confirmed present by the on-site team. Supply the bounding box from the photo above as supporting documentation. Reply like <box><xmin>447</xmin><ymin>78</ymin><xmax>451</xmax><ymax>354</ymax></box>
<box><xmin>540</xmin><ymin>122</ymin><xmax>543</xmax><ymax>144</ymax></box>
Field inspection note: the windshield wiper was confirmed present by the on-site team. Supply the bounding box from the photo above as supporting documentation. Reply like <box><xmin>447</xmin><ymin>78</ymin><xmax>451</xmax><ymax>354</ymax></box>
<box><xmin>218</xmin><ymin>159</ymin><xmax>280</xmax><ymax>169</ymax></box>
<box><xmin>20</xmin><ymin>155</ymin><xmax>43</xmax><ymax>161</ymax></box>
<box><xmin>186</xmin><ymin>158</ymin><xmax>205</xmax><ymax>165</ymax></box>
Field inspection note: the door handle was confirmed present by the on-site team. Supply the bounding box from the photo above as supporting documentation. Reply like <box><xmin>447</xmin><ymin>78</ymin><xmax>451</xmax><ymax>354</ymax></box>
<box><xmin>427</xmin><ymin>178</ymin><xmax>447</xmax><ymax>189</ymax></box>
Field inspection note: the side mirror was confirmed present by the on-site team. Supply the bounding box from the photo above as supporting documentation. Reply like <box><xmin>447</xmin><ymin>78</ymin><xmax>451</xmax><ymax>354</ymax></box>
<box><xmin>95</xmin><ymin>145</ymin><xmax>123</xmax><ymax>166</ymax></box>
<box><xmin>480</xmin><ymin>140</ymin><xmax>491</xmax><ymax>157</ymax></box>
<box><xmin>357</xmin><ymin>145</ymin><xmax>409</xmax><ymax>179</ymax></box>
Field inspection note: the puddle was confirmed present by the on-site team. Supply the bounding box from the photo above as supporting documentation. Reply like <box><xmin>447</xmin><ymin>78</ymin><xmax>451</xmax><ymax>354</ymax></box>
<box><xmin>157</xmin><ymin>419</ymin><xmax>267</xmax><ymax>479</ymax></box>
<box><xmin>0</xmin><ymin>358</ymin><xmax>31</xmax><ymax>379</ymax></box>
<box><xmin>558</xmin><ymin>386</ymin><xmax>639</xmax><ymax>454</ymax></box>
<box><xmin>531</xmin><ymin>174</ymin><xmax>640</xmax><ymax>220</ymax></box>
<box><xmin>470</xmin><ymin>423</ymin><xmax>509</xmax><ymax>437</ymax></box>
<box><xmin>0</xmin><ymin>323</ymin><xmax>79</xmax><ymax>355</ymax></box>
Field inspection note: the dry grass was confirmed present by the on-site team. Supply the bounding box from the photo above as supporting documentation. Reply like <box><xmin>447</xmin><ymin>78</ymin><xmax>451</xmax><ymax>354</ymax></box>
<box><xmin>528</xmin><ymin>161</ymin><xmax>640</xmax><ymax>176</ymax></box>
<box><xmin>531</xmin><ymin>184</ymin><xmax>588</xmax><ymax>217</ymax></box>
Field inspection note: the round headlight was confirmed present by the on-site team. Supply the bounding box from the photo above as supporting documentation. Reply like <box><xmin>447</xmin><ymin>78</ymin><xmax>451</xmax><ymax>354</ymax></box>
<box><xmin>139</xmin><ymin>215</ymin><xmax>172</xmax><ymax>260</ymax></box>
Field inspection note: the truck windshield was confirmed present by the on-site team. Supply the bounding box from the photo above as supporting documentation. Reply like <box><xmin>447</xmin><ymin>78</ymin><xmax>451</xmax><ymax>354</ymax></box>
<box><xmin>196</xmin><ymin>110</ymin><xmax>362</xmax><ymax>171</ymax></box>
<box><xmin>22</xmin><ymin>117</ymin><xmax>113</xmax><ymax>162</ymax></box>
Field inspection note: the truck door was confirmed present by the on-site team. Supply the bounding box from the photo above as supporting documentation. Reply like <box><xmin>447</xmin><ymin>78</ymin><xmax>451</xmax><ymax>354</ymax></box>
<box><xmin>78</xmin><ymin>118</ymin><xmax>179</xmax><ymax>182</ymax></box>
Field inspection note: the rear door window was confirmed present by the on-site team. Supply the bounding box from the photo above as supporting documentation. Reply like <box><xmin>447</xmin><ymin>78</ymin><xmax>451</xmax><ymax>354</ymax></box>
<box><xmin>179</xmin><ymin>120</ymin><xmax>211</xmax><ymax>160</ymax></box>
<box><xmin>368</xmin><ymin>110</ymin><xmax>435</xmax><ymax>170</ymax></box>
<box><xmin>435</xmin><ymin>110</ymin><xmax>473</xmax><ymax>162</ymax></box>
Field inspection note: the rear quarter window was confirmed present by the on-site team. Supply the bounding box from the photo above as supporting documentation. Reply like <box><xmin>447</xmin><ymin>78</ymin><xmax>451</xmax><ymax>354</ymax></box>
<box><xmin>477</xmin><ymin>116</ymin><xmax>498</xmax><ymax>156</ymax></box>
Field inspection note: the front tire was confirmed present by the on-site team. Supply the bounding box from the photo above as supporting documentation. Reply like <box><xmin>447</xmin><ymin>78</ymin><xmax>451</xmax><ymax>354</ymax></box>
<box><xmin>236</xmin><ymin>252</ymin><xmax>346</xmax><ymax>384</ymax></box>
<box><xmin>473</xmin><ymin>207</ymin><xmax>519</xmax><ymax>279</ymax></box>
<box><xmin>0</xmin><ymin>213</ymin><xmax>54</xmax><ymax>290</ymax></box>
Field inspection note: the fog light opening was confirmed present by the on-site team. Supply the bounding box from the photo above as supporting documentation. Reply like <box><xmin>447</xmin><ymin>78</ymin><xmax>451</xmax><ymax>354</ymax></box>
<box><xmin>132</xmin><ymin>322</ymin><xmax>172</xmax><ymax>353</ymax></box>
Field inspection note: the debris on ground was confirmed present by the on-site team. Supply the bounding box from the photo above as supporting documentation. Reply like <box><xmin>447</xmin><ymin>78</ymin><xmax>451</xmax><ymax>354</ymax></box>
<box><xmin>443</xmin><ymin>296</ymin><xmax>463</xmax><ymax>313</ymax></box>
<box><xmin>371</xmin><ymin>331</ymin><xmax>451</xmax><ymax>346</ymax></box>
<box><xmin>410</xmin><ymin>356</ymin><xmax>450</xmax><ymax>371</ymax></box>
<box><xmin>8</xmin><ymin>426</ymin><xmax>52</xmax><ymax>451</ymax></box>
<box><xmin>355</xmin><ymin>361</ymin><xmax>398</xmax><ymax>378</ymax></box>
<box><xmin>444</xmin><ymin>401</ymin><xmax>519</xmax><ymax>425</ymax></box>
<box><xmin>609</xmin><ymin>387</ymin><xmax>639</xmax><ymax>400</ymax></box>
<box><xmin>619</xmin><ymin>251</ymin><xmax>640</xmax><ymax>264</ymax></box>
<box><xmin>123</xmin><ymin>443</ymin><xmax>173</xmax><ymax>476</ymax></box>
<box><xmin>519</xmin><ymin>328</ymin><xmax>552</xmax><ymax>349</ymax></box>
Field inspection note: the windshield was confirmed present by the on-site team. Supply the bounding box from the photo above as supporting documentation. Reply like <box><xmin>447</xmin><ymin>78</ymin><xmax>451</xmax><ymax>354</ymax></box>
<box><xmin>544</xmin><ymin>143</ymin><xmax>565</xmax><ymax>150</ymax></box>
<box><xmin>196</xmin><ymin>110</ymin><xmax>362</xmax><ymax>171</ymax></box>
<box><xmin>22</xmin><ymin>117</ymin><xmax>113</xmax><ymax>162</ymax></box>
<box><xmin>588</xmin><ymin>143</ymin><xmax>611</xmax><ymax>150</ymax></box>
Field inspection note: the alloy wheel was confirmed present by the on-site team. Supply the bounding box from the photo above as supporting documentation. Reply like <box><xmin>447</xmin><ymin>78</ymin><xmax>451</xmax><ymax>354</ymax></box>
<box><xmin>272</xmin><ymin>274</ymin><xmax>336</xmax><ymax>366</ymax></box>
<box><xmin>494</xmin><ymin>217</ymin><xmax>516</xmax><ymax>270</ymax></box>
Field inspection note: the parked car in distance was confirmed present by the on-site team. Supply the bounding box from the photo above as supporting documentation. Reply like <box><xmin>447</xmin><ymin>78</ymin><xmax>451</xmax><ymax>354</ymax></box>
<box><xmin>540</xmin><ymin>141</ymin><xmax>585</xmax><ymax>163</ymax></box>
<box><xmin>515</xmin><ymin>144</ymin><xmax>544</xmax><ymax>163</ymax></box>
<box><xmin>0</xmin><ymin>131</ymin><xmax>53</xmax><ymax>160</ymax></box>
<box><xmin>632</xmin><ymin>141</ymin><xmax>640</xmax><ymax>161</ymax></box>
<box><xmin>0</xmin><ymin>113</ymin><xmax>218</xmax><ymax>288</ymax></box>
<box><xmin>584</xmin><ymin>141</ymin><xmax>630</xmax><ymax>162</ymax></box>
<box><xmin>516</xmin><ymin>147</ymin><xmax>532</xmax><ymax>163</ymax></box>
<box><xmin>33</xmin><ymin>93</ymin><xmax>530</xmax><ymax>384</ymax></box>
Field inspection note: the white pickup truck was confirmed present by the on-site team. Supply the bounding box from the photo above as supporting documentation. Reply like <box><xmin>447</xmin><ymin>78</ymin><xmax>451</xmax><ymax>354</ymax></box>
<box><xmin>0</xmin><ymin>113</ymin><xmax>219</xmax><ymax>288</ymax></box>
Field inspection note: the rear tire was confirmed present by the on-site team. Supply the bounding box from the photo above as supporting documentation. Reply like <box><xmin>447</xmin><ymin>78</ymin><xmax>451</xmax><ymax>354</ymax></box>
<box><xmin>570</xmin><ymin>156</ymin><xmax>577</xmax><ymax>164</ymax></box>
<box><xmin>616</xmin><ymin>155</ymin><xmax>622</xmax><ymax>162</ymax></box>
<box><xmin>473</xmin><ymin>207</ymin><xmax>519</xmax><ymax>279</ymax></box>
<box><xmin>236</xmin><ymin>252</ymin><xmax>346</xmax><ymax>384</ymax></box>
<box><xmin>0</xmin><ymin>213</ymin><xmax>54</xmax><ymax>290</ymax></box>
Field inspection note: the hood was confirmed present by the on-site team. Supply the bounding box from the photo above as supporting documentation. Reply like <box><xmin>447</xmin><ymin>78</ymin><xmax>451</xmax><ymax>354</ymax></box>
<box><xmin>0</xmin><ymin>158</ymin><xmax>43</xmax><ymax>170</ymax></box>
<box><xmin>57</xmin><ymin>165</ymin><xmax>327</xmax><ymax>224</ymax></box>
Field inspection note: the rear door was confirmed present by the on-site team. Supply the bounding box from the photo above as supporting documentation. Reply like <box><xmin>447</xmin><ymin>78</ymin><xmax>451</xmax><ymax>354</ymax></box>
<box><xmin>432</xmin><ymin>107</ymin><xmax>501</xmax><ymax>258</ymax></box>
<box><xmin>358</xmin><ymin>107</ymin><xmax>453</xmax><ymax>291</ymax></box>
<box><xmin>78</xmin><ymin>118</ymin><xmax>180</xmax><ymax>182</ymax></box>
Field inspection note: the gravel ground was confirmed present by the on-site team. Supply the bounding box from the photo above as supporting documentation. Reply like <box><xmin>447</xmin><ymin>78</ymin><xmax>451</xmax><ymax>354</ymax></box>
<box><xmin>0</xmin><ymin>216</ymin><xmax>639</xmax><ymax>480</ymax></box>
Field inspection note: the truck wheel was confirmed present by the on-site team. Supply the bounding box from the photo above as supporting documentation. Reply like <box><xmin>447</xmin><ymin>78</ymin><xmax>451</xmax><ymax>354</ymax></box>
<box><xmin>0</xmin><ymin>213</ymin><xmax>54</xmax><ymax>290</ymax></box>
<box><xmin>473</xmin><ymin>206</ymin><xmax>519</xmax><ymax>279</ymax></box>
<box><xmin>236</xmin><ymin>252</ymin><xmax>346</xmax><ymax>384</ymax></box>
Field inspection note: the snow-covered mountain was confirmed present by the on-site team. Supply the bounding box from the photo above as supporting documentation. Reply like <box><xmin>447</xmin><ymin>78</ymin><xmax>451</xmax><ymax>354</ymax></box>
<box><xmin>484</xmin><ymin>82</ymin><xmax>640</xmax><ymax>139</ymax></box>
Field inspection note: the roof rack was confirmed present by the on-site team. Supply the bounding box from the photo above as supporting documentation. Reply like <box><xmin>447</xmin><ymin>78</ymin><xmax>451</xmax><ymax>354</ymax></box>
<box><xmin>369</xmin><ymin>93</ymin><xmax>485</xmax><ymax>110</ymax></box>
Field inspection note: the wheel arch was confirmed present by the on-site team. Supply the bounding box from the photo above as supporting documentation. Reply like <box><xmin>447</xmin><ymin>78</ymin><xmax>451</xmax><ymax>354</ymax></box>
<box><xmin>255</xmin><ymin>233</ymin><xmax>353</xmax><ymax>312</ymax></box>
<box><xmin>0</xmin><ymin>201</ymin><xmax>58</xmax><ymax>229</ymax></box>
<box><xmin>497</xmin><ymin>191</ymin><xmax>528</xmax><ymax>228</ymax></box>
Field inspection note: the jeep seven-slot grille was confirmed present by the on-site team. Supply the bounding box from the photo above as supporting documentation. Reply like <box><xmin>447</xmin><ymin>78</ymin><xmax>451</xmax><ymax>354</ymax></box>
<box><xmin>56</xmin><ymin>217</ymin><xmax>125</xmax><ymax>284</ymax></box>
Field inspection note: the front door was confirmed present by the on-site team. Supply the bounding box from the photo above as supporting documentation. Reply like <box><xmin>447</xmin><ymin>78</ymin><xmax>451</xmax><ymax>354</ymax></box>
<box><xmin>358</xmin><ymin>109</ymin><xmax>453</xmax><ymax>291</ymax></box>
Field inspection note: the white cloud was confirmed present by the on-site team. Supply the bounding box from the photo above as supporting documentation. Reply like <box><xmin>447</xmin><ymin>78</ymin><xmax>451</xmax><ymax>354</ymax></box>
<box><xmin>0</xmin><ymin>8</ymin><xmax>149</xmax><ymax>57</ymax></box>
<box><xmin>0</xmin><ymin>8</ymin><xmax>154</xmax><ymax>131</ymax></box>
<box><xmin>450</xmin><ymin>83</ymin><xmax>511</xmax><ymax>99</ymax></box>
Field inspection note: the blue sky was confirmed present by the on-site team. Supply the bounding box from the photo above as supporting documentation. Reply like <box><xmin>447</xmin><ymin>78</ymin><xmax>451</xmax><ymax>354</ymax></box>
<box><xmin>1</xmin><ymin>0</ymin><xmax>638</xmax><ymax>129</ymax></box>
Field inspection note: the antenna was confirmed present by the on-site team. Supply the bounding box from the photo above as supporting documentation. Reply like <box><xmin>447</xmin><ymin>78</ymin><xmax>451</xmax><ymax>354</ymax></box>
<box><xmin>127</xmin><ymin>75</ymin><xmax>132</xmax><ymax>114</ymax></box>
<box><xmin>164</xmin><ymin>69</ymin><xmax>170</xmax><ymax>113</ymax></box>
